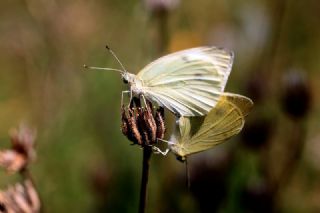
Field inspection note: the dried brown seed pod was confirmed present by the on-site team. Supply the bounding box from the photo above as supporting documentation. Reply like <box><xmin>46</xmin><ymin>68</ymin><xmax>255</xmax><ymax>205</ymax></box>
<box><xmin>121</xmin><ymin>98</ymin><xmax>165</xmax><ymax>148</ymax></box>
<box><xmin>124</xmin><ymin>107</ymin><xmax>143</xmax><ymax>145</ymax></box>
<box><xmin>281</xmin><ymin>70</ymin><xmax>312</xmax><ymax>119</ymax></box>
<box><xmin>155</xmin><ymin>107</ymin><xmax>166</xmax><ymax>139</ymax></box>
<box><xmin>0</xmin><ymin>124</ymin><xmax>36</xmax><ymax>173</ymax></box>
<box><xmin>121</xmin><ymin>106</ymin><xmax>129</xmax><ymax>137</ymax></box>
<box><xmin>0</xmin><ymin>150</ymin><xmax>26</xmax><ymax>174</ymax></box>
<box><xmin>0</xmin><ymin>180</ymin><xmax>40</xmax><ymax>213</ymax></box>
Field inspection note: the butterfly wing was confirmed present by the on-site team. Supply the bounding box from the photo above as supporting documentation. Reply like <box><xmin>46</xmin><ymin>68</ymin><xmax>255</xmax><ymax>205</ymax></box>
<box><xmin>172</xmin><ymin>93</ymin><xmax>253</xmax><ymax>157</ymax></box>
<box><xmin>178</xmin><ymin>116</ymin><xmax>191</xmax><ymax>142</ymax></box>
<box><xmin>223</xmin><ymin>92</ymin><xmax>254</xmax><ymax>117</ymax></box>
<box><xmin>169</xmin><ymin>117</ymin><xmax>192</xmax><ymax>157</ymax></box>
<box><xmin>137</xmin><ymin>46</ymin><xmax>234</xmax><ymax>116</ymax></box>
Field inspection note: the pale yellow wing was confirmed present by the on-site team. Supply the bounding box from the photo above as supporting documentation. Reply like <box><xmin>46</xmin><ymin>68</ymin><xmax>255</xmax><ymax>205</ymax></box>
<box><xmin>223</xmin><ymin>92</ymin><xmax>254</xmax><ymax>117</ymax></box>
<box><xmin>171</xmin><ymin>93</ymin><xmax>253</xmax><ymax>158</ymax></box>
<box><xmin>178</xmin><ymin>117</ymin><xmax>191</xmax><ymax>142</ymax></box>
<box><xmin>137</xmin><ymin>46</ymin><xmax>234</xmax><ymax>116</ymax></box>
<box><xmin>170</xmin><ymin>117</ymin><xmax>192</xmax><ymax>158</ymax></box>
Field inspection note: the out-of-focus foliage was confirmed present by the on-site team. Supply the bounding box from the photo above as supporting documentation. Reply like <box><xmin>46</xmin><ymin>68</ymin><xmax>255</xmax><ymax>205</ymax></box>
<box><xmin>0</xmin><ymin>0</ymin><xmax>319</xmax><ymax>212</ymax></box>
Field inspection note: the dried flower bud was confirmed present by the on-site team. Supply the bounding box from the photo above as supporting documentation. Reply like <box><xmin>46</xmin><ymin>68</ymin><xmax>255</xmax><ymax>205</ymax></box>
<box><xmin>240</xmin><ymin>117</ymin><xmax>274</xmax><ymax>150</ymax></box>
<box><xmin>245</xmin><ymin>72</ymin><xmax>268</xmax><ymax>103</ymax></box>
<box><xmin>0</xmin><ymin>150</ymin><xmax>26</xmax><ymax>173</ymax></box>
<box><xmin>9</xmin><ymin>124</ymin><xmax>36</xmax><ymax>161</ymax></box>
<box><xmin>0</xmin><ymin>124</ymin><xmax>36</xmax><ymax>173</ymax></box>
<box><xmin>143</xmin><ymin>103</ymin><xmax>157</xmax><ymax>143</ymax></box>
<box><xmin>121</xmin><ymin>99</ymin><xmax>165</xmax><ymax>147</ymax></box>
<box><xmin>122</xmin><ymin>107</ymin><xmax>143</xmax><ymax>145</ymax></box>
<box><xmin>136</xmin><ymin>107</ymin><xmax>153</xmax><ymax>145</ymax></box>
<box><xmin>0</xmin><ymin>180</ymin><xmax>40</xmax><ymax>213</ymax></box>
<box><xmin>121</xmin><ymin>107</ymin><xmax>129</xmax><ymax>136</ymax></box>
<box><xmin>155</xmin><ymin>107</ymin><xmax>165</xmax><ymax>139</ymax></box>
<box><xmin>144</xmin><ymin>0</ymin><xmax>180</xmax><ymax>13</ymax></box>
<box><xmin>281</xmin><ymin>70</ymin><xmax>312</xmax><ymax>119</ymax></box>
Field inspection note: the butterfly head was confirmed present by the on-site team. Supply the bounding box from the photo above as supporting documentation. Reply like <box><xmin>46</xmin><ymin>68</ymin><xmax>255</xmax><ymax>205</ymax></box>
<box><xmin>121</xmin><ymin>72</ymin><xmax>135</xmax><ymax>85</ymax></box>
<box><xmin>176</xmin><ymin>155</ymin><xmax>186</xmax><ymax>162</ymax></box>
<box><xmin>169</xmin><ymin>136</ymin><xmax>187</xmax><ymax>161</ymax></box>
<box><xmin>122</xmin><ymin>72</ymin><xmax>144</xmax><ymax>95</ymax></box>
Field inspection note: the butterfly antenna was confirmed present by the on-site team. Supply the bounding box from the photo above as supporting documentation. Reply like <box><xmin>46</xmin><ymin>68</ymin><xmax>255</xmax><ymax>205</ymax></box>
<box><xmin>106</xmin><ymin>45</ymin><xmax>127</xmax><ymax>72</ymax></box>
<box><xmin>83</xmin><ymin>64</ymin><xmax>124</xmax><ymax>73</ymax></box>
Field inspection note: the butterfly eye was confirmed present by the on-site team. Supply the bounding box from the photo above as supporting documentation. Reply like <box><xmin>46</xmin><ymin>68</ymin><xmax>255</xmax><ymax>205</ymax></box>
<box><xmin>123</xmin><ymin>78</ymin><xmax>129</xmax><ymax>84</ymax></box>
<box><xmin>176</xmin><ymin>156</ymin><xmax>186</xmax><ymax>162</ymax></box>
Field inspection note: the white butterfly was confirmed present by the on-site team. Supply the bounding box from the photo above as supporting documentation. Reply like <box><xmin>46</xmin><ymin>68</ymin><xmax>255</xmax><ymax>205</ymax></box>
<box><xmin>168</xmin><ymin>93</ymin><xmax>253</xmax><ymax>161</ymax></box>
<box><xmin>87</xmin><ymin>46</ymin><xmax>234</xmax><ymax>117</ymax></box>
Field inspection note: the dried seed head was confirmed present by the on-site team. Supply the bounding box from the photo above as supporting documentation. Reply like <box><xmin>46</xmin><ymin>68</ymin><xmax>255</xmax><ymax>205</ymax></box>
<box><xmin>137</xmin><ymin>103</ymin><xmax>157</xmax><ymax>145</ymax></box>
<box><xmin>281</xmin><ymin>70</ymin><xmax>312</xmax><ymax>119</ymax></box>
<box><xmin>0</xmin><ymin>150</ymin><xmax>26</xmax><ymax>173</ymax></box>
<box><xmin>10</xmin><ymin>124</ymin><xmax>36</xmax><ymax>159</ymax></box>
<box><xmin>127</xmin><ymin>107</ymin><xmax>143</xmax><ymax>145</ymax></box>
<box><xmin>0</xmin><ymin>124</ymin><xmax>36</xmax><ymax>173</ymax></box>
<box><xmin>121</xmin><ymin>106</ymin><xmax>129</xmax><ymax>136</ymax></box>
<box><xmin>240</xmin><ymin>117</ymin><xmax>274</xmax><ymax>150</ymax></box>
<box><xmin>245</xmin><ymin>72</ymin><xmax>268</xmax><ymax>103</ymax></box>
<box><xmin>155</xmin><ymin>107</ymin><xmax>165</xmax><ymax>139</ymax></box>
<box><xmin>0</xmin><ymin>180</ymin><xmax>40</xmax><ymax>213</ymax></box>
<box><xmin>121</xmin><ymin>98</ymin><xmax>165</xmax><ymax>147</ymax></box>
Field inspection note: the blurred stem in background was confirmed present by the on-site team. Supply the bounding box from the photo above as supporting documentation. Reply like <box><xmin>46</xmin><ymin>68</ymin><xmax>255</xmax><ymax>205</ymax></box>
<box><xmin>155</xmin><ymin>9</ymin><xmax>169</xmax><ymax>54</ymax></box>
<box><xmin>242</xmin><ymin>0</ymin><xmax>313</xmax><ymax>210</ymax></box>
<box><xmin>145</xmin><ymin>0</ymin><xmax>180</xmax><ymax>54</ymax></box>
<box><xmin>270</xmin><ymin>70</ymin><xmax>312</xmax><ymax>208</ymax></box>
<box><xmin>246</xmin><ymin>0</ymin><xmax>290</xmax><ymax>102</ymax></box>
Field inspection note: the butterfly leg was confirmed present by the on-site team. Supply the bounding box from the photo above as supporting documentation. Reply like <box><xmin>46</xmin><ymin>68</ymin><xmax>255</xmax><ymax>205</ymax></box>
<box><xmin>130</xmin><ymin>89</ymin><xmax>133</xmax><ymax>105</ymax></box>
<box><xmin>152</xmin><ymin>146</ymin><xmax>169</xmax><ymax>156</ymax></box>
<box><xmin>121</xmin><ymin>90</ymin><xmax>131</xmax><ymax>107</ymax></box>
<box><xmin>153</xmin><ymin>139</ymin><xmax>174</xmax><ymax>155</ymax></box>
<box><xmin>140</xmin><ymin>94</ymin><xmax>148</xmax><ymax>108</ymax></box>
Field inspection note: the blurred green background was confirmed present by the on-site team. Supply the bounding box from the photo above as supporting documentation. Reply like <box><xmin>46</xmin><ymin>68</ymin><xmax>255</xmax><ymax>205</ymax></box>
<box><xmin>0</xmin><ymin>0</ymin><xmax>320</xmax><ymax>212</ymax></box>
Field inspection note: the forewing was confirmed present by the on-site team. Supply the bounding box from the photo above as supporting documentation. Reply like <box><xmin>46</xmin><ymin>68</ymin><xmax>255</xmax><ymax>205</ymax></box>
<box><xmin>223</xmin><ymin>93</ymin><xmax>254</xmax><ymax>116</ymax></box>
<box><xmin>138</xmin><ymin>46</ymin><xmax>234</xmax><ymax>116</ymax></box>
<box><xmin>180</xmin><ymin>94</ymin><xmax>253</xmax><ymax>156</ymax></box>
<box><xmin>178</xmin><ymin>117</ymin><xmax>191</xmax><ymax>141</ymax></box>
<box><xmin>169</xmin><ymin>117</ymin><xmax>192</xmax><ymax>157</ymax></box>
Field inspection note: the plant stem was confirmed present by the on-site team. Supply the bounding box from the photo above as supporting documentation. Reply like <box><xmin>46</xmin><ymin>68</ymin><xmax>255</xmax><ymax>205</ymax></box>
<box><xmin>139</xmin><ymin>146</ymin><xmax>152</xmax><ymax>213</ymax></box>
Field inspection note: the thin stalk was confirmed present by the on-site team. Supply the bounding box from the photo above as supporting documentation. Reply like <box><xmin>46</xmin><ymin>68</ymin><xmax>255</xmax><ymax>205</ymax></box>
<box><xmin>185</xmin><ymin>158</ymin><xmax>191</xmax><ymax>190</ymax></box>
<box><xmin>139</xmin><ymin>146</ymin><xmax>153</xmax><ymax>213</ymax></box>
<box><xmin>272</xmin><ymin>121</ymin><xmax>306</xmax><ymax>195</ymax></box>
